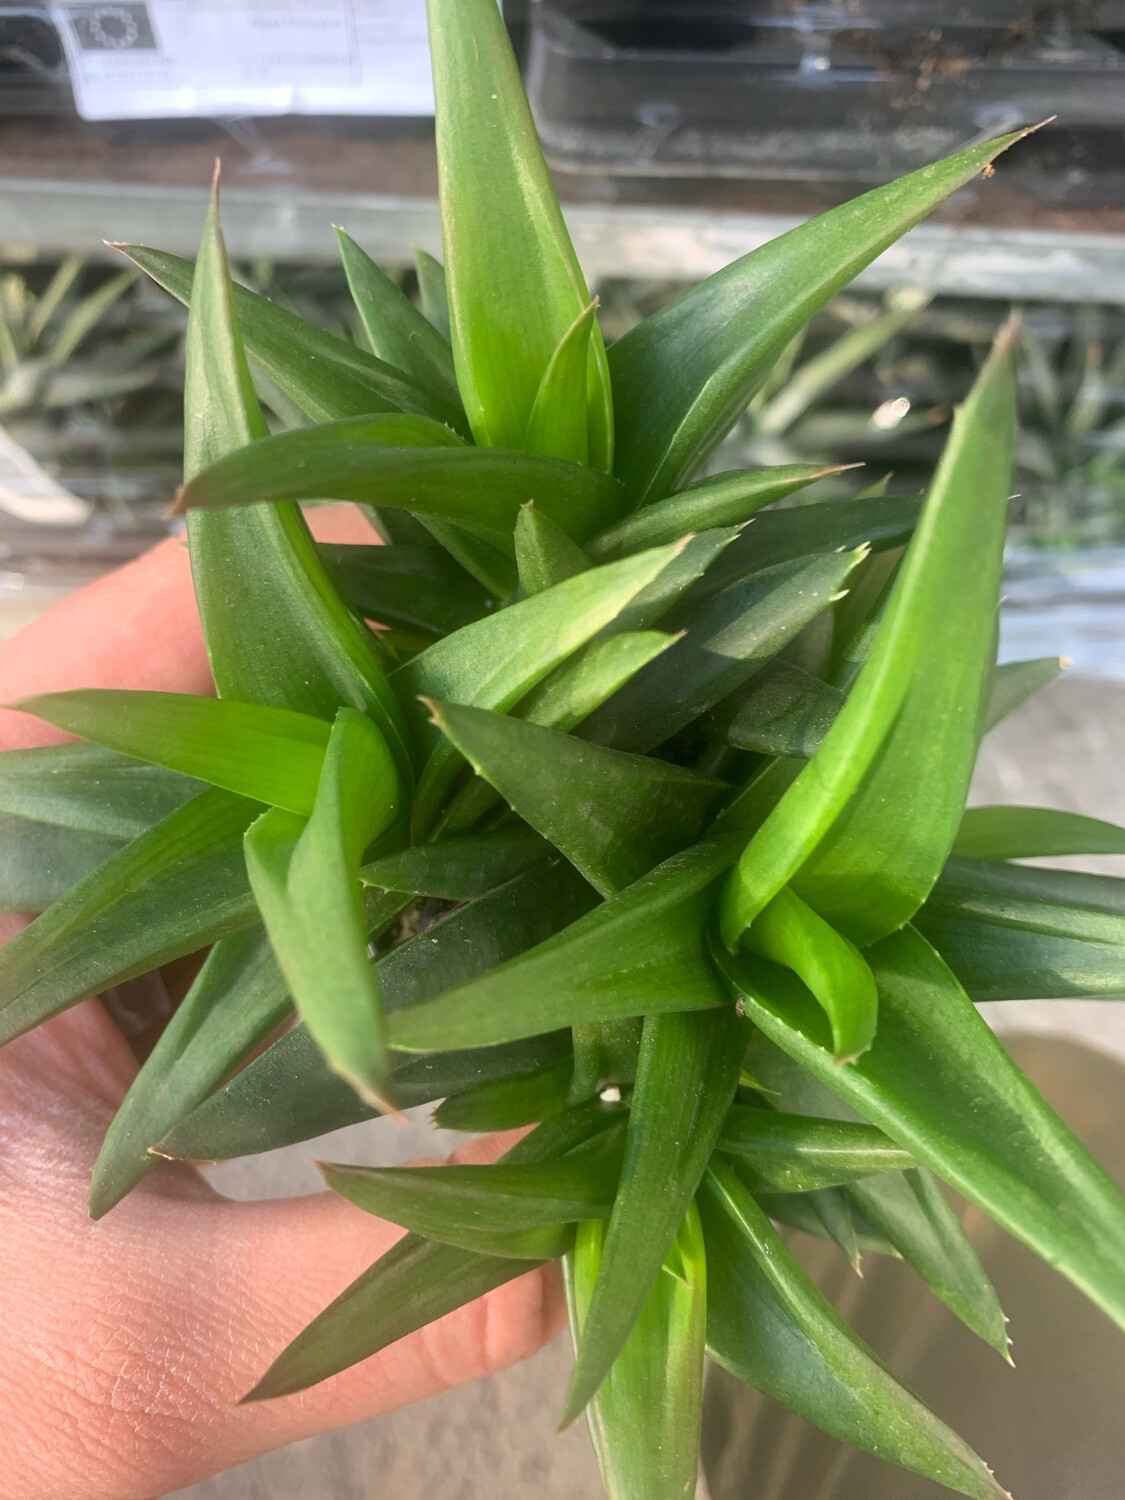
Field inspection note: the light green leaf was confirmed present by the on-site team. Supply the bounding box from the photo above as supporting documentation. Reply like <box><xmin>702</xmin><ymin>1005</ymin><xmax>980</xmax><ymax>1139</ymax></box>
<box><xmin>610</xmin><ymin>128</ymin><xmax>1030</xmax><ymax>504</ymax></box>
<box><xmin>179</xmin><ymin>415</ymin><xmax>627</xmax><ymax>551</ymax></box>
<box><xmin>429</xmin><ymin>699</ymin><xmax>724</xmax><ymax>898</ymax></box>
<box><xmin>89</xmin><ymin>930</ymin><xmax>288</xmax><ymax>1217</ymax></box>
<box><xmin>427</xmin><ymin>0</ymin><xmax>612</xmax><ymax>468</ymax></box>
<box><xmin>388</xmin><ymin>836</ymin><xmax>738</xmax><ymax>1054</ymax></box>
<box><xmin>717</xmin><ymin>1105</ymin><xmax>911</xmax><ymax>1192</ymax></box>
<box><xmin>583</xmin><ymin>549</ymin><xmax>862</xmax><ymax>754</ymax></box>
<box><xmin>588</xmin><ymin>462</ymin><xmax>850</xmax><ymax>562</ymax></box>
<box><xmin>744</xmin><ymin>885</ymin><xmax>878</xmax><ymax>1061</ymax></box>
<box><xmin>917</xmin><ymin>856</ymin><xmax>1125</xmax><ymax>1001</ymax></box>
<box><xmin>244</xmin><ymin>709</ymin><xmax>402</xmax><ymax>1105</ymax></box>
<box><xmin>514</xmin><ymin>502</ymin><xmax>591</xmax><ymax>594</ymax></box>
<box><xmin>319</xmin><ymin>542</ymin><xmax>494</xmax><ymax>639</ymax></box>
<box><xmin>721</xmin><ymin>326</ymin><xmax>1017</xmax><ymax>947</ymax></box>
<box><xmin>953</xmin><ymin>805</ymin><xmax>1125</xmax><ymax>860</ymax></box>
<box><xmin>569</xmin><ymin>1204</ymin><xmax>707</xmax><ymax>1500</ymax></box>
<box><xmin>985</xmin><ymin>656</ymin><xmax>1064</xmax><ymax>731</ymax></box>
<box><xmin>13</xmin><ymin>690</ymin><xmax>331</xmax><ymax>816</ymax></box>
<box><xmin>516</xmin><ymin>632</ymin><xmax>674</xmax><ymax>734</ymax></box>
<box><xmin>162</xmin><ymin>860</ymin><xmax>594</xmax><ymax>1159</ymax></box>
<box><xmin>0</xmin><ymin>741</ymin><xmax>200</xmax><ymax>840</ymax></box>
<box><xmin>413</xmin><ymin>247</ymin><xmax>451</xmax><ymax>341</ymax></box>
<box><xmin>0</xmin><ymin>788</ymin><xmax>259</xmax><ymax>1047</ymax></box>
<box><xmin>117</xmin><ymin>241</ymin><xmax>467</xmax><ymax>432</ymax></box>
<box><xmin>335</xmin><ymin>226</ymin><xmax>460</xmax><ymax>403</ymax></box>
<box><xmin>524</xmin><ymin>300</ymin><xmax>598</xmax><ymax>465</ymax></box>
<box><xmin>719</xmin><ymin>925</ymin><xmax>1125</xmax><ymax>1336</ymax></box>
<box><xmin>561</xmin><ymin>1007</ymin><xmax>743</xmax><ymax>1425</ymax></box>
<box><xmin>701</xmin><ymin>1163</ymin><xmax>1007</xmax><ymax>1500</ymax></box>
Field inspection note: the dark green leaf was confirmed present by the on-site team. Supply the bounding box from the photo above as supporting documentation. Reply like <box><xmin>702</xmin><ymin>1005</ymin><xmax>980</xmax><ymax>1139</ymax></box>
<box><xmin>714</xmin><ymin>660</ymin><xmax>842</xmax><ymax>758</ymax></box>
<box><xmin>435</xmin><ymin>1053</ymin><xmax>574</xmax><ymax>1131</ymax></box>
<box><xmin>953</xmin><ymin>805</ymin><xmax>1125</xmax><ymax>860</ymax></box>
<box><xmin>0</xmin><ymin>741</ymin><xmax>201</xmax><ymax>840</ymax></box>
<box><xmin>701</xmin><ymin>1163</ymin><xmax>1007</xmax><ymax>1500</ymax></box>
<box><xmin>561</xmin><ymin>1007</ymin><xmax>743</xmax><ymax>1424</ymax></box>
<box><xmin>429</xmin><ymin>698</ymin><xmax>724</xmax><ymax>898</ymax></box>
<box><xmin>89</xmin><ymin>930</ymin><xmax>288</xmax><ymax>1217</ymax></box>
<box><xmin>320</xmin><ymin>543</ymin><xmax>493</xmax><ymax>639</ymax></box>
<box><xmin>361</xmin><ymin>828</ymin><xmax>550</xmax><ymax>899</ymax></box>
<box><xmin>569</xmin><ymin>1204</ymin><xmax>707</xmax><ymax>1500</ymax></box>
<box><xmin>178</xmin><ymin>415</ymin><xmax>627</xmax><ymax>551</ymax></box>
<box><xmin>985</xmin><ymin>656</ymin><xmax>1064</xmax><ymax>731</ymax></box>
<box><xmin>0</xmin><ymin>789</ymin><xmax>258</xmax><ymax>1047</ymax></box>
<box><xmin>0</xmin><ymin>814</ymin><xmax>123</xmax><ymax>912</ymax></box>
<box><xmin>588</xmin><ymin>462</ymin><xmax>849</xmax><ymax>562</ymax></box>
<box><xmin>428</xmin><ymin>0</ymin><xmax>612</xmax><ymax>468</ymax></box>
<box><xmin>917</xmin><ymin>856</ymin><xmax>1125</xmax><ymax>1001</ymax></box>
<box><xmin>719</xmin><ymin>925</ymin><xmax>1125</xmax><ymax>1336</ymax></box>
<box><xmin>413</xmin><ymin>247</ymin><xmax>451</xmax><ymax>341</ymax></box>
<box><xmin>610</xmin><ymin>128</ymin><xmax>1030</xmax><ymax>504</ymax></box>
<box><xmin>756</xmin><ymin>1189</ymin><xmax>898</xmax><ymax>1257</ymax></box>
<box><xmin>244</xmin><ymin>710</ymin><xmax>402</xmax><ymax>1105</ymax></box>
<box><xmin>717</xmin><ymin>1105</ymin><xmax>912</xmax><ymax>1192</ymax></box>
<box><xmin>335</xmin><ymin>226</ymin><xmax>460</xmax><ymax>404</ymax></box>
<box><xmin>13</xmin><ymin>690</ymin><xmax>331</xmax><ymax>816</ymax></box>
<box><xmin>583</xmin><ymin>549</ymin><xmax>862</xmax><ymax>754</ymax></box>
<box><xmin>388</xmin><ymin>836</ymin><xmax>738</xmax><ymax>1054</ymax></box>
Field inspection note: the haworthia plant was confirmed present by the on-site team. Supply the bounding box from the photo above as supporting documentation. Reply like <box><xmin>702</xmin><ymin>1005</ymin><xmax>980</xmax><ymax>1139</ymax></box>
<box><xmin>1</xmin><ymin>9</ymin><xmax>1117</xmax><ymax>1499</ymax></box>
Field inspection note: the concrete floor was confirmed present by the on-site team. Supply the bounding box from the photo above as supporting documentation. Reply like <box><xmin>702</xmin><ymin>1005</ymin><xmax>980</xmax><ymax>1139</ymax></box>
<box><xmin>165</xmin><ymin>675</ymin><xmax>1125</xmax><ymax>1500</ymax></box>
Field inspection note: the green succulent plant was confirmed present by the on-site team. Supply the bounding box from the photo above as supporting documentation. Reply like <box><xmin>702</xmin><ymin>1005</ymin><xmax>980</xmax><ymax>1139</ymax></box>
<box><xmin>3</xmin><ymin>4</ymin><xmax>1125</xmax><ymax>1497</ymax></box>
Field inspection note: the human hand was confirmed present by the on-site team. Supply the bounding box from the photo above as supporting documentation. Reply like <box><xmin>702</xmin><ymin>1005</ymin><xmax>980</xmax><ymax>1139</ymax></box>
<box><xmin>0</xmin><ymin>513</ymin><xmax>564</xmax><ymax>1500</ymax></box>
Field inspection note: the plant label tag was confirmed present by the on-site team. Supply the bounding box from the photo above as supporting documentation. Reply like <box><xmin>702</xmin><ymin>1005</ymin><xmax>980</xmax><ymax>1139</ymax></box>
<box><xmin>53</xmin><ymin>0</ymin><xmax>434</xmax><ymax>121</ymax></box>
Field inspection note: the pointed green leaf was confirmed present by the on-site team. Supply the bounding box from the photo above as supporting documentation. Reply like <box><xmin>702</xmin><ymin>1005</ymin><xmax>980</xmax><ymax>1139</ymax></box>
<box><xmin>954</xmin><ymin>805</ymin><xmax>1125</xmax><ymax>860</ymax></box>
<box><xmin>523</xmin><ymin>300</ymin><xmax>597</xmax><ymax>466</ymax></box>
<box><xmin>162</xmin><ymin>860</ymin><xmax>594</xmax><ymax>1159</ymax></box>
<box><xmin>89</xmin><ymin>930</ymin><xmax>288</xmax><ymax>1218</ymax></box>
<box><xmin>805</xmin><ymin>1185</ymin><xmax>861</xmax><ymax>1268</ymax></box>
<box><xmin>428</xmin><ymin>0</ymin><xmax>612</xmax><ymax>468</ymax></box>
<box><xmin>0</xmin><ymin>789</ymin><xmax>258</xmax><ymax>1047</ymax></box>
<box><xmin>744</xmin><ymin>885</ymin><xmax>878</xmax><ymax>1061</ymax></box>
<box><xmin>562</xmin><ymin>1007</ymin><xmax>743</xmax><ymax>1425</ymax></box>
<box><xmin>429</xmin><ymin>699</ymin><xmax>724</xmax><ymax>898</ymax></box>
<box><xmin>721</xmin><ymin>327</ymin><xmax>1017</xmax><ymax>947</ymax></box>
<box><xmin>756</xmin><ymin>1189</ymin><xmax>898</xmax><ymax>1257</ymax></box>
<box><xmin>179</xmin><ymin>415</ymin><xmax>626</xmax><ymax>551</ymax></box>
<box><xmin>569</xmin><ymin>1204</ymin><xmax>707</xmax><ymax>1500</ymax></box>
<box><xmin>13</xmin><ymin>690</ymin><xmax>331</xmax><ymax>816</ymax></box>
<box><xmin>610</xmin><ymin>128</ymin><xmax>1030</xmax><ymax>504</ymax></box>
<box><xmin>434</xmin><ymin>1052</ymin><xmax>574</xmax><ymax>1132</ymax></box>
<box><xmin>609</xmin><ymin>527</ymin><xmax>744</xmax><ymax>635</ymax></box>
<box><xmin>0</xmin><ymin>741</ymin><xmax>200</xmax><ymax>840</ymax></box>
<box><xmin>396</xmin><ymin>543</ymin><xmax>684</xmax><ymax>836</ymax></box>
<box><xmin>178</xmin><ymin>186</ymin><xmax>412</xmax><ymax>778</ymax></box>
<box><xmin>388</xmin><ymin>836</ymin><xmax>738</xmax><ymax>1054</ymax></box>
<box><xmin>517</xmin><ymin>632</ymin><xmax>674</xmax><ymax>735</ymax></box>
<box><xmin>692</xmin><ymin>494</ymin><xmax>920</xmax><ymax>606</ymax></box>
<box><xmin>917</xmin><ymin>856</ymin><xmax>1125</xmax><ymax>1001</ymax></box>
<box><xmin>514</xmin><ymin>502</ymin><xmax>591</xmax><ymax>594</ymax></box>
<box><xmin>588</xmin><ymin>462</ymin><xmax>849</xmax><ymax>562</ymax></box>
<box><xmin>244</xmin><ymin>709</ymin><xmax>402</xmax><ymax>1105</ymax></box>
<box><xmin>985</xmin><ymin>656</ymin><xmax>1064</xmax><ymax>731</ymax></box>
<box><xmin>118</xmin><ymin>241</ymin><xmax>467</xmax><ymax>432</ymax></box>
<box><xmin>361</xmin><ymin>828</ymin><xmax>550</xmax><ymax>899</ymax></box>
<box><xmin>320</xmin><ymin>1128</ymin><xmax>621</xmax><ymax>1255</ymax></box>
<box><xmin>718</xmin><ymin>925</ymin><xmax>1125</xmax><ymax>1336</ymax></box>
<box><xmin>319</xmin><ymin>542</ymin><xmax>494</xmax><ymax>639</ymax></box>
<box><xmin>413</xmin><ymin>247</ymin><xmax>451</xmax><ymax>341</ymax></box>
<box><xmin>714</xmin><ymin>660</ymin><xmax>843</xmax><ymax>759</ymax></box>
<box><xmin>744</xmin><ymin>1033</ymin><xmax>1007</xmax><ymax>1351</ymax></box>
<box><xmin>717</xmin><ymin>1105</ymin><xmax>912</xmax><ymax>1192</ymax></box>
<box><xmin>0</xmin><ymin>816</ymin><xmax>123</xmax><ymax>913</ymax></box>
<box><xmin>583</xmin><ymin>549</ymin><xmax>862</xmax><ymax>754</ymax></box>
<box><xmin>701</xmin><ymin>1163</ymin><xmax>1007</xmax><ymax>1500</ymax></box>
<box><xmin>335</xmin><ymin>226</ymin><xmax>460</xmax><ymax>404</ymax></box>
<box><xmin>245</xmin><ymin>1102</ymin><xmax>612</xmax><ymax>1401</ymax></box>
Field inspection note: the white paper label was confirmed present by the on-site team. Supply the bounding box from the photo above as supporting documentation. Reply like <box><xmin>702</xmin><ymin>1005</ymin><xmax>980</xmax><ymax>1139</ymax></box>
<box><xmin>0</xmin><ymin>424</ymin><xmax>91</xmax><ymax>527</ymax></box>
<box><xmin>54</xmin><ymin>0</ymin><xmax>435</xmax><ymax>121</ymax></box>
